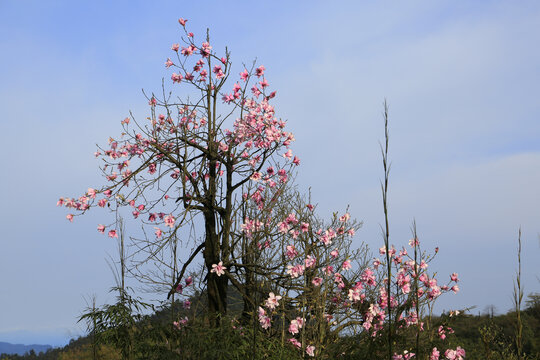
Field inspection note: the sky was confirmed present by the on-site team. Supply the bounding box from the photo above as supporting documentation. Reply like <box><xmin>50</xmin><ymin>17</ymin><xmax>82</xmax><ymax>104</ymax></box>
<box><xmin>1</xmin><ymin>0</ymin><xmax>539</xmax><ymax>347</ymax></box>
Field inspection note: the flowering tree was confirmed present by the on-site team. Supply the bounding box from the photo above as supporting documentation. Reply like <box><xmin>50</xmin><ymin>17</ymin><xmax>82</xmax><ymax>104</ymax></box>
<box><xmin>58</xmin><ymin>18</ymin><xmax>298</xmax><ymax>326</ymax></box>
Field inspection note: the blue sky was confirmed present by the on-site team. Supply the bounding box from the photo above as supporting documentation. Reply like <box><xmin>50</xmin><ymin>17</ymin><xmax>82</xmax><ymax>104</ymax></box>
<box><xmin>1</xmin><ymin>0</ymin><xmax>539</xmax><ymax>347</ymax></box>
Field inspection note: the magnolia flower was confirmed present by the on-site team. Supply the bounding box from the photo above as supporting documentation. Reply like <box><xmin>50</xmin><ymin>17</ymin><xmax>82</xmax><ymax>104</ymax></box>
<box><xmin>164</xmin><ymin>214</ymin><xmax>175</xmax><ymax>228</ymax></box>
<box><xmin>211</xmin><ymin>261</ymin><xmax>226</xmax><ymax>276</ymax></box>
<box><xmin>265</xmin><ymin>292</ymin><xmax>282</xmax><ymax>310</ymax></box>
<box><xmin>306</xmin><ymin>345</ymin><xmax>315</xmax><ymax>357</ymax></box>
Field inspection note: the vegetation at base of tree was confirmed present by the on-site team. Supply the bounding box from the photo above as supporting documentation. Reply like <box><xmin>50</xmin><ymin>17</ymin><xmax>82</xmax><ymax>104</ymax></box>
<box><xmin>1</xmin><ymin>293</ymin><xmax>538</xmax><ymax>360</ymax></box>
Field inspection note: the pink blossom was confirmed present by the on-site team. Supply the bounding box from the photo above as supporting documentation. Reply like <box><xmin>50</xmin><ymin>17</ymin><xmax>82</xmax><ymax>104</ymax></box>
<box><xmin>164</xmin><ymin>214</ymin><xmax>175</xmax><ymax>228</ymax></box>
<box><xmin>300</xmin><ymin>222</ymin><xmax>309</xmax><ymax>232</ymax></box>
<box><xmin>171</xmin><ymin>73</ymin><xmax>183</xmax><ymax>83</ymax></box>
<box><xmin>183</xmin><ymin>300</ymin><xmax>191</xmax><ymax>309</ymax></box>
<box><xmin>108</xmin><ymin>230</ymin><xmax>118</xmax><ymax>238</ymax></box>
<box><xmin>265</xmin><ymin>292</ymin><xmax>282</xmax><ymax>310</ymax></box>
<box><xmin>288</xmin><ymin>338</ymin><xmax>301</xmax><ymax>349</ymax></box>
<box><xmin>97</xmin><ymin>224</ymin><xmax>105</xmax><ymax>233</ymax></box>
<box><xmin>66</xmin><ymin>214</ymin><xmax>73</xmax><ymax>222</ymax></box>
<box><xmin>288</xmin><ymin>318</ymin><xmax>303</xmax><ymax>334</ymax></box>
<box><xmin>339</xmin><ymin>213</ymin><xmax>351</xmax><ymax>222</ymax></box>
<box><xmin>154</xmin><ymin>227</ymin><xmax>163</xmax><ymax>238</ymax></box>
<box><xmin>330</xmin><ymin>249</ymin><xmax>339</xmax><ymax>259</ymax></box>
<box><xmin>342</xmin><ymin>259</ymin><xmax>352</xmax><ymax>271</ymax></box>
<box><xmin>87</xmin><ymin>188</ymin><xmax>96</xmax><ymax>199</ymax></box>
<box><xmin>283</xmin><ymin>149</ymin><xmax>293</xmax><ymax>159</ymax></box>
<box><xmin>444</xmin><ymin>347</ymin><xmax>465</xmax><ymax>360</ymax></box>
<box><xmin>178</xmin><ymin>18</ymin><xmax>187</xmax><ymax>26</ymax></box>
<box><xmin>165</xmin><ymin>58</ymin><xmax>174</xmax><ymax>68</ymax></box>
<box><xmin>240</xmin><ymin>69</ymin><xmax>249</xmax><ymax>81</ymax></box>
<box><xmin>286</xmin><ymin>264</ymin><xmax>305</xmax><ymax>278</ymax></box>
<box><xmin>304</xmin><ymin>255</ymin><xmax>316</xmax><ymax>268</ymax></box>
<box><xmin>312</xmin><ymin>277</ymin><xmax>323</xmax><ymax>286</ymax></box>
<box><xmin>211</xmin><ymin>261</ymin><xmax>226</xmax><ymax>276</ymax></box>
<box><xmin>293</xmin><ymin>156</ymin><xmax>300</xmax><ymax>166</ymax></box>
<box><xmin>306</xmin><ymin>345</ymin><xmax>315</xmax><ymax>357</ymax></box>
<box><xmin>430</xmin><ymin>347</ymin><xmax>440</xmax><ymax>360</ymax></box>
<box><xmin>258</xmin><ymin>307</ymin><xmax>271</xmax><ymax>329</ymax></box>
<box><xmin>185</xmin><ymin>276</ymin><xmax>193</xmax><ymax>286</ymax></box>
<box><xmin>255</xmin><ymin>65</ymin><xmax>265</xmax><ymax>77</ymax></box>
<box><xmin>286</xmin><ymin>245</ymin><xmax>298</xmax><ymax>259</ymax></box>
<box><xmin>451</xmin><ymin>272</ymin><xmax>459</xmax><ymax>282</ymax></box>
<box><xmin>171</xmin><ymin>43</ymin><xmax>179</xmax><ymax>52</ymax></box>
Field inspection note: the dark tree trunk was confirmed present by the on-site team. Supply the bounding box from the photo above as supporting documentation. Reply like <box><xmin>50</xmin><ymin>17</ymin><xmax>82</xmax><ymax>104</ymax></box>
<box><xmin>203</xmin><ymin>210</ymin><xmax>228</xmax><ymax>327</ymax></box>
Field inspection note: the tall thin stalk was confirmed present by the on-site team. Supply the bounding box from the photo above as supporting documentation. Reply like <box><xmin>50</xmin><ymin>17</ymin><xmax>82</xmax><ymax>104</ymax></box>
<box><xmin>412</xmin><ymin>221</ymin><xmax>421</xmax><ymax>359</ymax></box>
<box><xmin>380</xmin><ymin>100</ymin><xmax>393</xmax><ymax>359</ymax></box>
<box><xmin>513</xmin><ymin>227</ymin><xmax>524</xmax><ymax>360</ymax></box>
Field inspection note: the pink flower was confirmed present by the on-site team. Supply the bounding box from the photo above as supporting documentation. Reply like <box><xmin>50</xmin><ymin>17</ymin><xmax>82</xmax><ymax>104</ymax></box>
<box><xmin>87</xmin><ymin>188</ymin><xmax>96</xmax><ymax>199</ymax></box>
<box><xmin>258</xmin><ymin>307</ymin><xmax>271</xmax><ymax>329</ymax></box>
<box><xmin>154</xmin><ymin>227</ymin><xmax>163</xmax><ymax>238</ymax></box>
<box><xmin>330</xmin><ymin>249</ymin><xmax>339</xmax><ymax>259</ymax></box>
<box><xmin>164</xmin><ymin>214</ymin><xmax>175</xmax><ymax>228</ymax></box>
<box><xmin>339</xmin><ymin>213</ymin><xmax>350</xmax><ymax>222</ymax></box>
<box><xmin>283</xmin><ymin>149</ymin><xmax>293</xmax><ymax>159</ymax></box>
<box><xmin>451</xmin><ymin>272</ymin><xmax>459</xmax><ymax>282</ymax></box>
<box><xmin>240</xmin><ymin>69</ymin><xmax>249</xmax><ymax>81</ymax></box>
<box><xmin>178</xmin><ymin>18</ymin><xmax>187</xmax><ymax>26</ymax></box>
<box><xmin>97</xmin><ymin>224</ymin><xmax>105</xmax><ymax>233</ymax></box>
<box><xmin>211</xmin><ymin>261</ymin><xmax>226</xmax><ymax>276</ymax></box>
<box><xmin>293</xmin><ymin>156</ymin><xmax>300</xmax><ymax>166</ymax></box>
<box><xmin>265</xmin><ymin>292</ymin><xmax>282</xmax><ymax>310</ymax></box>
<box><xmin>301</xmin><ymin>222</ymin><xmax>309</xmax><ymax>232</ymax></box>
<box><xmin>171</xmin><ymin>73</ymin><xmax>183</xmax><ymax>83</ymax></box>
<box><xmin>255</xmin><ymin>65</ymin><xmax>265</xmax><ymax>77</ymax></box>
<box><xmin>286</xmin><ymin>264</ymin><xmax>305</xmax><ymax>278</ymax></box>
<box><xmin>165</xmin><ymin>58</ymin><xmax>174</xmax><ymax>68</ymax></box>
<box><xmin>183</xmin><ymin>300</ymin><xmax>191</xmax><ymax>309</ymax></box>
<box><xmin>430</xmin><ymin>347</ymin><xmax>440</xmax><ymax>360</ymax></box>
<box><xmin>288</xmin><ymin>338</ymin><xmax>301</xmax><ymax>349</ymax></box>
<box><xmin>171</xmin><ymin>43</ymin><xmax>179</xmax><ymax>52</ymax></box>
<box><xmin>108</xmin><ymin>230</ymin><xmax>118</xmax><ymax>238</ymax></box>
<box><xmin>342</xmin><ymin>259</ymin><xmax>352</xmax><ymax>271</ymax></box>
<box><xmin>304</xmin><ymin>255</ymin><xmax>316</xmax><ymax>268</ymax></box>
<box><xmin>185</xmin><ymin>276</ymin><xmax>193</xmax><ymax>286</ymax></box>
<box><xmin>312</xmin><ymin>277</ymin><xmax>323</xmax><ymax>286</ymax></box>
<box><xmin>286</xmin><ymin>245</ymin><xmax>298</xmax><ymax>259</ymax></box>
<box><xmin>288</xmin><ymin>318</ymin><xmax>303</xmax><ymax>334</ymax></box>
<box><xmin>306</xmin><ymin>345</ymin><xmax>315</xmax><ymax>357</ymax></box>
<box><xmin>66</xmin><ymin>214</ymin><xmax>74</xmax><ymax>222</ymax></box>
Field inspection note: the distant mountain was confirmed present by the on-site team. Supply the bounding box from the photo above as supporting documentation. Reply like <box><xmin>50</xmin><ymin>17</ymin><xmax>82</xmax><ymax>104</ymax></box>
<box><xmin>0</xmin><ymin>342</ymin><xmax>52</xmax><ymax>356</ymax></box>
